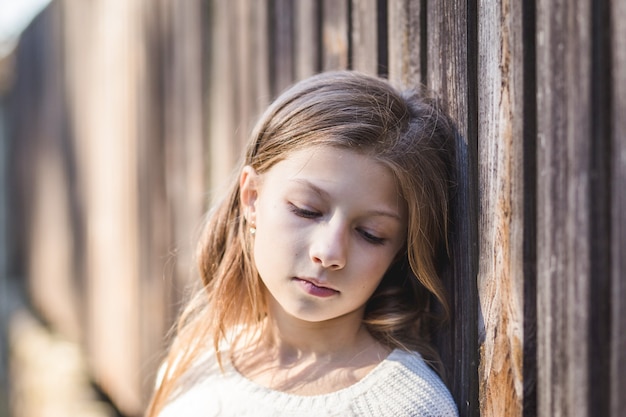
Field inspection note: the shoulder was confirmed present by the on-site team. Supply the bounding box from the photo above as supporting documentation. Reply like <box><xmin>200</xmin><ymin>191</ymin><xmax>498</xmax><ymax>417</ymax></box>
<box><xmin>351</xmin><ymin>349</ymin><xmax>458</xmax><ymax>417</ymax></box>
<box><xmin>157</xmin><ymin>347</ymin><xmax>236</xmax><ymax>417</ymax></box>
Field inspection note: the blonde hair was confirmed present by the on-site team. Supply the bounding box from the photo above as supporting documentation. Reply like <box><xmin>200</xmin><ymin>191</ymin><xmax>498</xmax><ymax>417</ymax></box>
<box><xmin>146</xmin><ymin>71</ymin><xmax>455</xmax><ymax>416</ymax></box>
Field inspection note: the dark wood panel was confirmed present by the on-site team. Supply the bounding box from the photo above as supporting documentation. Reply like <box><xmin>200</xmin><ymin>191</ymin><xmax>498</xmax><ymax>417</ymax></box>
<box><xmin>426</xmin><ymin>1</ymin><xmax>480</xmax><ymax>416</ymax></box>
<box><xmin>589</xmin><ymin>0</ymin><xmax>612</xmax><ymax>415</ymax></box>
<box><xmin>521</xmin><ymin>0</ymin><xmax>538</xmax><ymax>415</ymax></box>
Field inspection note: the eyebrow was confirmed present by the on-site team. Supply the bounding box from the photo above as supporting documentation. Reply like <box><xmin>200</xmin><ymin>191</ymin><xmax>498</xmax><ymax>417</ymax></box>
<box><xmin>289</xmin><ymin>178</ymin><xmax>329</xmax><ymax>198</ymax></box>
<box><xmin>288</xmin><ymin>178</ymin><xmax>403</xmax><ymax>221</ymax></box>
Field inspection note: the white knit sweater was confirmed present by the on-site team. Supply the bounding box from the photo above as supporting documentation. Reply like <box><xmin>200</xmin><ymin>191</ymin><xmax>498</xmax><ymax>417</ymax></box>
<box><xmin>159</xmin><ymin>348</ymin><xmax>458</xmax><ymax>417</ymax></box>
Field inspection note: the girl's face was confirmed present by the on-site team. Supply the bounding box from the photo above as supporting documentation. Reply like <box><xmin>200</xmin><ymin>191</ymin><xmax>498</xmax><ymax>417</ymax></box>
<box><xmin>240</xmin><ymin>145</ymin><xmax>407</xmax><ymax>326</ymax></box>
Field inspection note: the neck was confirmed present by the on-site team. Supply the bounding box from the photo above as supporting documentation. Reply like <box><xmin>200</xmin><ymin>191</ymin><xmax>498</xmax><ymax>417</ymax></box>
<box><xmin>256</xmin><ymin>305</ymin><xmax>383</xmax><ymax>366</ymax></box>
<box><xmin>231</xmin><ymin>301</ymin><xmax>391</xmax><ymax>395</ymax></box>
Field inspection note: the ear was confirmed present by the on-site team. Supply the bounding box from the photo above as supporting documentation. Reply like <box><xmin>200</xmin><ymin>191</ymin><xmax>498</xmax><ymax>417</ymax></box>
<box><xmin>240</xmin><ymin>165</ymin><xmax>259</xmax><ymax>222</ymax></box>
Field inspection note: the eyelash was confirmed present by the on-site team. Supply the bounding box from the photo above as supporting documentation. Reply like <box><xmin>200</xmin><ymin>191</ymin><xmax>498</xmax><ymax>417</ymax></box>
<box><xmin>358</xmin><ymin>229</ymin><xmax>385</xmax><ymax>245</ymax></box>
<box><xmin>288</xmin><ymin>203</ymin><xmax>386</xmax><ymax>245</ymax></box>
<box><xmin>288</xmin><ymin>204</ymin><xmax>320</xmax><ymax>219</ymax></box>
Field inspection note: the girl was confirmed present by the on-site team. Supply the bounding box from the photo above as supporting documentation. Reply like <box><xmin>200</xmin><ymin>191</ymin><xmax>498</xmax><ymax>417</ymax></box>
<box><xmin>147</xmin><ymin>71</ymin><xmax>459</xmax><ymax>416</ymax></box>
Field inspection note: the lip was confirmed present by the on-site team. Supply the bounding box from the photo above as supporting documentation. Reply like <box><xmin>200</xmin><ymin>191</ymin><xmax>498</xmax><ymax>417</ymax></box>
<box><xmin>293</xmin><ymin>277</ymin><xmax>339</xmax><ymax>298</ymax></box>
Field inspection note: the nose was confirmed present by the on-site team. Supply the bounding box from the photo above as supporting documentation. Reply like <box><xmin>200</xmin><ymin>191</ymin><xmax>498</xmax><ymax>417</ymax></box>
<box><xmin>309</xmin><ymin>220</ymin><xmax>348</xmax><ymax>270</ymax></box>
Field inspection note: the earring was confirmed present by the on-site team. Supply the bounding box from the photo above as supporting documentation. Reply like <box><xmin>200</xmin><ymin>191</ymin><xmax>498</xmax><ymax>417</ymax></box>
<box><xmin>244</xmin><ymin>208</ymin><xmax>255</xmax><ymax>235</ymax></box>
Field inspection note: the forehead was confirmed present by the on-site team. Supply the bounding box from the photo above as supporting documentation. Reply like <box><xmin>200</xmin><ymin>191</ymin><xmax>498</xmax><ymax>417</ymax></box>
<box><xmin>265</xmin><ymin>145</ymin><xmax>390</xmax><ymax>179</ymax></box>
<box><xmin>260</xmin><ymin>145</ymin><xmax>406</xmax><ymax>215</ymax></box>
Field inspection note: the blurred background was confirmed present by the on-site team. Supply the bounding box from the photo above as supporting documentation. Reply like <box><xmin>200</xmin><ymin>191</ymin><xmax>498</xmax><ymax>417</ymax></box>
<box><xmin>0</xmin><ymin>0</ymin><xmax>214</xmax><ymax>415</ymax></box>
<box><xmin>0</xmin><ymin>1</ymin><xmax>360</xmax><ymax>415</ymax></box>
<box><xmin>1</xmin><ymin>0</ymin><xmax>624</xmax><ymax>417</ymax></box>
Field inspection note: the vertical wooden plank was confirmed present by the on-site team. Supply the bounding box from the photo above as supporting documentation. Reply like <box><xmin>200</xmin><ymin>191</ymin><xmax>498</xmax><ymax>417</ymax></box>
<box><xmin>21</xmin><ymin>2</ymin><xmax>82</xmax><ymax>343</ymax></box>
<box><xmin>535</xmin><ymin>0</ymin><xmax>592</xmax><ymax>416</ymax></box>
<box><xmin>294</xmin><ymin>0</ymin><xmax>320</xmax><ymax>80</ymax></box>
<box><xmin>351</xmin><ymin>0</ymin><xmax>377</xmax><ymax>75</ymax></box>
<box><xmin>270</xmin><ymin>0</ymin><xmax>295</xmax><ymax>96</ymax></box>
<box><xmin>476</xmin><ymin>0</ymin><xmax>524</xmax><ymax>416</ymax></box>
<box><xmin>169</xmin><ymin>0</ymin><xmax>207</xmax><ymax>284</ymax></box>
<box><xmin>387</xmin><ymin>0</ymin><xmax>422</xmax><ymax>88</ymax></box>
<box><xmin>611</xmin><ymin>0</ymin><xmax>626</xmax><ymax>414</ymax></box>
<box><xmin>322</xmin><ymin>0</ymin><xmax>349</xmax><ymax>71</ymax></box>
<box><xmin>426</xmin><ymin>1</ymin><xmax>473</xmax><ymax>135</ymax></box>
<box><xmin>81</xmin><ymin>0</ymin><xmax>142</xmax><ymax>413</ymax></box>
<box><xmin>588</xmin><ymin>0</ymin><xmax>612</xmax><ymax>414</ymax></box>
<box><xmin>235</xmin><ymin>0</ymin><xmax>254</xmax><ymax>152</ymax></box>
<box><xmin>210</xmin><ymin>0</ymin><xmax>270</xmax><ymax>195</ymax></box>
<box><xmin>149</xmin><ymin>1</ymin><xmax>209</xmax><ymax>402</ymax></box>
<box><xmin>521</xmin><ymin>1</ymin><xmax>537</xmax><ymax>414</ymax></box>
<box><xmin>60</xmin><ymin>3</ymin><xmax>94</xmax><ymax>368</ymax></box>
<box><xmin>208</xmin><ymin>0</ymin><xmax>238</xmax><ymax>196</ymax></box>
<box><xmin>251</xmin><ymin>0</ymin><xmax>271</xmax><ymax>114</ymax></box>
<box><xmin>234</xmin><ymin>0</ymin><xmax>271</xmax><ymax>165</ymax></box>
<box><xmin>0</xmin><ymin>49</ymin><xmax>9</xmax><ymax>411</ymax></box>
<box><xmin>136</xmin><ymin>0</ymin><xmax>172</xmax><ymax>405</ymax></box>
<box><xmin>426</xmin><ymin>1</ymin><xmax>479</xmax><ymax>416</ymax></box>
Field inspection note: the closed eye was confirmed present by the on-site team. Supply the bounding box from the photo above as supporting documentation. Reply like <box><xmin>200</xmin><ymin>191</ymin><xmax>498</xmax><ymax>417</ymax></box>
<box><xmin>357</xmin><ymin>228</ymin><xmax>385</xmax><ymax>245</ymax></box>
<box><xmin>288</xmin><ymin>203</ymin><xmax>321</xmax><ymax>219</ymax></box>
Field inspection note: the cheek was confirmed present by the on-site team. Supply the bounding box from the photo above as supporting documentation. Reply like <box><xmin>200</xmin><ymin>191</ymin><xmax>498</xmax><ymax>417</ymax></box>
<box><xmin>255</xmin><ymin>200</ymin><xmax>304</xmax><ymax>246</ymax></box>
<box><xmin>251</xmin><ymin>210</ymin><xmax>295</xmax><ymax>274</ymax></box>
<box><xmin>252</xmin><ymin>237</ymin><xmax>276</xmax><ymax>286</ymax></box>
<box><xmin>349</xmin><ymin>251</ymin><xmax>389</xmax><ymax>279</ymax></box>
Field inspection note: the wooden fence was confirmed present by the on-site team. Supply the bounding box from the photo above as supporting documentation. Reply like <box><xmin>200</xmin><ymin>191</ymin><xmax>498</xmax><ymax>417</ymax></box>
<box><xmin>4</xmin><ymin>0</ymin><xmax>624</xmax><ymax>416</ymax></box>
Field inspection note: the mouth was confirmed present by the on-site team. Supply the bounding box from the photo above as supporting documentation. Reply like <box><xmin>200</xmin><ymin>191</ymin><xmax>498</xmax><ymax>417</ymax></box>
<box><xmin>293</xmin><ymin>277</ymin><xmax>339</xmax><ymax>298</ymax></box>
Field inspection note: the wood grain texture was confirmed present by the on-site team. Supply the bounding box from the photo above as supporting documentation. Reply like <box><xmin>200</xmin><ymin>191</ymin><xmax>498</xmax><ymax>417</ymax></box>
<box><xmin>295</xmin><ymin>0</ymin><xmax>321</xmax><ymax>80</ymax></box>
<box><xmin>322</xmin><ymin>0</ymin><xmax>349</xmax><ymax>70</ymax></box>
<box><xmin>536</xmin><ymin>0</ymin><xmax>592</xmax><ymax>416</ymax></box>
<box><xmin>476</xmin><ymin>0</ymin><xmax>524</xmax><ymax>415</ymax></box>
<box><xmin>387</xmin><ymin>0</ymin><xmax>422</xmax><ymax>88</ymax></box>
<box><xmin>426</xmin><ymin>1</ymin><xmax>479</xmax><ymax>416</ymax></box>
<box><xmin>611</xmin><ymin>0</ymin><xmax>626</xmax><ymax>414</ymax></box>
<box><xmin>350</xmin><ymin>0</ymin><xmax>377</xmax><ymax>75</ymax></box>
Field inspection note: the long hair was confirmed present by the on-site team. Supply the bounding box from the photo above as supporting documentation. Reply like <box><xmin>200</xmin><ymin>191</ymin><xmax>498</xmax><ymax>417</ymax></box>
<box><xmin>146</xmin><ymin>71</ymin><xmax>455</xmax><ymax>416</ymax></box>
